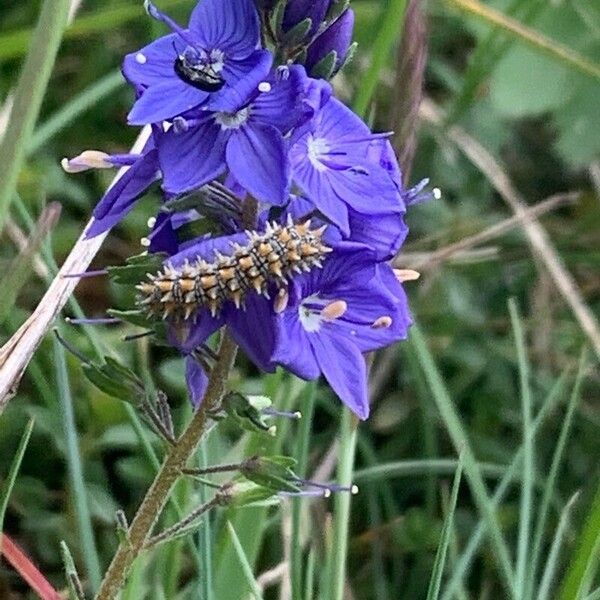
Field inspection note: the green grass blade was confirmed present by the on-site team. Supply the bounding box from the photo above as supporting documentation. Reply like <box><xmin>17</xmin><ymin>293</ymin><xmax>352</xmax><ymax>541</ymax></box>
<box><xmin>426</xmin><ymin>455</ymin><xmax>464</xmax><ymax>600</ymax></box>
<box><xmin>198</xmin><ymin>441</ymin><xmax>213</xmax><ymax>600</ymax></box>
<box><xmin>410</xmin><ymin>323</ymin><xmax>516</xmax><ymax>599</ymax></box>
<box><xmin>291</xmin><ymin>382</ymin><xmax>316</xmax><ymax>600</ymax></box>
<box><xmin>0</xmin><ymin>418</ymin><xmax>35</xmax><ymax>537</ymax></box>
<box><xmin>446</xmin><ymin>0</ymin><xmax>600</xmax><ymax>82</ymax></box>
<box><xmin>559</xmin><ymin>479</ymin><xmax>600</xmax><ymax>599</ymax></box>
<box><xmin>441</xmin><ymin>367</ymin><xmax>571</xmax><ymax>600</ymax></box>
<box><xmin>353</xmin><ymin>0</ymin><xmax>408</xmax><ymax>117</ymax></box>
<box><xmin>509</xmin><ymin>299</ymin><xmax>534</xmax><ymax>599</ymax></box>
<box><xmin>0</xmin><ymin>0</ymin><xmax>190</xmax><ymax>62</ymax></box>
<box><xmin>304</xmin><ymin>547</ymin><xmax>316</xmax><ymax>600</ymax></box>
<box><xmin>226</xmin><ymin>521</ymin><xmax>264</xmax><ymax>600</ymax></box>
<box><xmin>53</xmin><ymin>334</ymin><xmax>102</xmax><ymax>593</ymax></box>
<box><xmin>28</xmin><ymin>70</ymin><xmax>124</xmax><ymax>155</ymax></box>
<box><xmin>354</xmin><ymin>459</ymin><xmax>505</xmax><ymax>482</ymax></box>
<box><xmin>538</xmin><ymin>492</ymin><xmax>580</xmax><ymax>600</ymax></box>
<box><xmin>0</xmin><ymin>0</ymin><xmax>71</xmax><ymax>232</ymax></box>
<box><xmin>530</xmin><ymin>349</ymin><xmax>588</xmax><ymax>597</ymax></box>
<box><xmin>327</xmin><ymin>407</ymin><xmax>359</xmax><ymax>600</ymax></box>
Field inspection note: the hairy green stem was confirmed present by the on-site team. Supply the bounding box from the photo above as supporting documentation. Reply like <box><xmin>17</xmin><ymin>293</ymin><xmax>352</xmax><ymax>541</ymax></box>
<box><xmin>94</xmin><ymin>334</ymin><xmax>238</xmax><ymax>600</ymax></box>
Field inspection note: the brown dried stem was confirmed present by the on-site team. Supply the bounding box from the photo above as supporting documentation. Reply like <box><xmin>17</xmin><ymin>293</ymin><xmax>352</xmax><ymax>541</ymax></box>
<box><xmin>391</xmin><ymin>0</ymin><xmax>428</xmax><ymax>184</ymax></box>
<box><xmin>420</xmin><ymin>97</ymin><xmax>600</xmax><ymax>360</ymax></box>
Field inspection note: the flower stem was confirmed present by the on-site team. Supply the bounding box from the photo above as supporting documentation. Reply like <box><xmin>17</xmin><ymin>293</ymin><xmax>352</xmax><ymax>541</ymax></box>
<box><xmin>328</xmin><ymin>408</ymin><xmax>359</xmax><ymax>600</ymax></box>
<box><xmin>94</xmin><ymin>334</ymin><xmax>238</xmax><ymax>600</ymax></box>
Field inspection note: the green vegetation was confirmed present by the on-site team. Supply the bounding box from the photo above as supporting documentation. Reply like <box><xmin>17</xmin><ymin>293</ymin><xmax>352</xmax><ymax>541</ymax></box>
<box><xmin>0</xmin><ymin>0</ymin><xmax>598</xmax><ymax>598</ymax></box>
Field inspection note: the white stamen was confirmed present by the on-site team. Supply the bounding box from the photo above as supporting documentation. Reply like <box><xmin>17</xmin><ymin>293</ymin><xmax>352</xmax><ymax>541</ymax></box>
<box><xmin>351</xmin><ymin>485</ymin><xmax>359</xmax><ymax>495</ymax></box>
<box><xmin>306</xmin><ymin>135</ymin><xmax>330</xmax><ymax>172</ymax></box>
<box><xmin>258</xmin><ymin>81</ymin><xmax>272</xmax><ymax>93</ymax></box>
<box><xmin>215</xmin><ymin>107</ymin><xmax>251</xmax><ymax>130</ymax></box>
<box><xmin>61</xmin><ymin>150</ymin><xmax>113</xmax><ymax>173</ymax></box>
<box><xmin>135</xmin><ymin>52</ymin><xmax>147</xmax><ymax>64</ymax></box>
<box><xmin>433</xmin><ymin>187</ymin><xmax>442</xmax><ymax>200</ymax></box>
<box><xmin>323</xmin><ymin>489</ymin><xmax>332</xmax><ymax>499</ymax></box>
<box><xmin>147</xmin><ymin>217</ymin><xmax>157</xmax><ymax>229</ymax></box>
<box><xmin>394</xmin><ymin>269</ymin><xmax>421</xmax><ymax>283</ymax></box>
<box><xmin>140</xmin><ymin>237</ymin><xmax>151</xmax><ymax>248</ymax></box>
<box><xmin>372</xmin><ymin>316</ymin><xmax>393</xmax><ymax>329</ymax></box>
<box><xmin>321</xmin><ymin>300</ymin><xmax>348</xmax><ymax>322</ymax></box>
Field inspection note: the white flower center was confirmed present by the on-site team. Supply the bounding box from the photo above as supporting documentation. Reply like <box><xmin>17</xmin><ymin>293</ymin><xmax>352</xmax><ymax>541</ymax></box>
<box><xmin>298</xmin><ymin>295</ymin><xmax>347</xmax><ymax>333</ymax></box>
<box><xmin>299</xmin><ymin>294</ymin><xmax>324</xmax><ymax>333</ymax></box>
<box><xmin>208</xmin><ymin>48</ymin><xmax>225</xmax><ymax>73</ymax></box>
<box><xmin>306</xmin><ymin>136</ymin><xmax>330</xmax><ymax>171</ymax></box>
<box><xmin>215</xmin><ymin>107</ymin><xmax>250</xmax><ymax>130</ymax></box>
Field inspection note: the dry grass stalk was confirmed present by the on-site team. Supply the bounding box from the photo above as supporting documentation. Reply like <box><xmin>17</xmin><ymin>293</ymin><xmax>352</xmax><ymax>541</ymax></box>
<box><xmin>391</xmin><ymin>0</ymin><xmax>428</xmax><ymax>184</ymax></box>
<box><xmin>396</xmin><ymin>191</ymin><xmax>580</xmax><ymax>271</ymax></box>
<box><xmin>0</xmin><ymin>126</ymin><xmax>152</xmax><ymax>410</ymax></box>
<box><xmin>420</xmin><ymin>97</ymin><xmax>600</xmax><ymax>360</ymax></box>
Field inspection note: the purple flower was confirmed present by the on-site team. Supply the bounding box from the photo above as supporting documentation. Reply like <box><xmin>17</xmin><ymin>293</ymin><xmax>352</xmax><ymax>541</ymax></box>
<box><xmin>283</xmin><ymin>0</ymin><xmax>330</xmax><ymax>38</ymax></box>
<box><xmin>271</xmin><ymin>249</ymin><xmax>412</xmax><ymax>420</ymax></box>
<box><xmin>289</xmin><ymin>97</ymin><xmax>403</xmax><ymax>234</ymax></box>
<box><xmin>123</xmin><ymin>0</ymin><xmax>272</xmax><ymax>125</ymax></box>
<box><xmin>62</xmin><ymin>136</ymin><xmax>161</xmax><ymax>238</ymax></box>
<box><xmin>305</xmin><ymin>8</ymin><xmax>355</xmax><ymax>78</ymax></box>
<box><xmin>157</xmin><ymin>66</ymin><xmax>313</xmax><ymax>205</ymax></box>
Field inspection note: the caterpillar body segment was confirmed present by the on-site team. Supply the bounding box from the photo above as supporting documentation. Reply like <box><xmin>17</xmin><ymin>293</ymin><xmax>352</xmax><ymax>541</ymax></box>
<box><xmin>137</xmin><ymin>220</ymin><xmax>332</xmax><ymax>321</ymax></box>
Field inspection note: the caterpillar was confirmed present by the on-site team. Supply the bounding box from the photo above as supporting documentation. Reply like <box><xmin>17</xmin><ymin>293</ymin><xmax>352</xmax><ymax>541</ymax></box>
<box><xmin>137</xmin><ymin>219</ymin><xmax>332</xmax><ymax>321</ymax></box>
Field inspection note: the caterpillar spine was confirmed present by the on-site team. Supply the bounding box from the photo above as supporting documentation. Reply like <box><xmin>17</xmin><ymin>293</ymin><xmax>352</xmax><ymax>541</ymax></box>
<box><xmin>137</xmin><ymin>219</ymin><xmax>332</xmax><ymax>321</ymax></box>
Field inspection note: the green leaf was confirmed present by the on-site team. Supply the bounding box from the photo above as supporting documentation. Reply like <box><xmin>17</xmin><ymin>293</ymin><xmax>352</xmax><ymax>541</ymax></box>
<box><xmin>0</xmin><ymin>419</ymin><xmax>35</xmax><ymax>536</ymax></box>
<box><xmin>241</xmin><ymin>457</ymin><xmax>300</xmax><ymax>493</ymax></box>
<box><xmin>490</xmin><ymin>46</ymin><xmax>572</xmax><ymax>116</ymax></box>
<box><xmin>281</xmin><ymin>18</ymin><xmax>312</xmax><ymax>47</ymax></box>
<box><xmin>107</xmin><ymin>252</ymin><xmax>168</xmax><ymax>285</ymax></box>
<box><xmin>310</xmin><ymin>50</ymin><xmax>338</xmax><ymax>80</ymax></box>
<box><xmin>82</xmin><ymin>357</ymin><xmax>145</xmax><ymax>404</ymax></box>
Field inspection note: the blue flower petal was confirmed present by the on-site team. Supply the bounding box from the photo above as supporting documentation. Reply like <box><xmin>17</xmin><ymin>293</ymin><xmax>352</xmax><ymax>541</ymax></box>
<box><xmin>185</xmin><ymin>355</ymin><xmax>209</xmax><ymax>408</ymax></box>
<box><xmin>158</xmin><ymin>119</ymin><xmax>228</xmax><ymax>194</ymax></box>
<box><xmin>86</xmin><ymin>148</ymin><xmax>160</xmax><ymax>237</ymax></box>
<box><xmin>250</xmin><ymin>65</ymin><xmax>308</xmax><ymax>133</ymax></box>
<box><xmin>122</xmin><ymin>33</ymin><xmax>184</xmax><ymax>90</ymax></box>
<box><xmin>312</xmin><ymin>332</ymin><xmax>369</xmax><ymax>420</ymax></box>
<box><xmin>226</xmin><ymin>123</ymin><xmax>290</xmax><ymax>206</ymax></box>
<box><xmin>273</xmin><ymin>311</ymin><xmax>321</xmax><ymax>380</ymax></box>
<box><xmin>128</xmin><ymin>79</ymin><xmax>209</xmax><ymax>125</ymax></box>
<box><xmin>208</xmin><ymin>50</ymin><xmax>273</xmax><ymax>113</ymax></box>
<box><xmin>189</xmin><ymin>0</ymin><xmax>260</xmax><ymax>58</ymax></box>
<box><xmin>226</xmin><ymin>297</ymin><xmax>277</xmax><ymax>373</ymax></box>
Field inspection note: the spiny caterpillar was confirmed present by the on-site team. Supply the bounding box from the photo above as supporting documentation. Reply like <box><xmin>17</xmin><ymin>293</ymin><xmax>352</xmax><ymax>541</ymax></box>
<box><xmin>137</xmin><ymin>219</ymin><xmax>332</xmax><ymax>321</ymax></box>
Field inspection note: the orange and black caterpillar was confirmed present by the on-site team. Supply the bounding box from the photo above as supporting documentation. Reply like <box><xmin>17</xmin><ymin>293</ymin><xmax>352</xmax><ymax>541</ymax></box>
<box><xmin>137</xmin><ymin>219</ymin><xmax>332</xmax><ymax>321</ymax></box>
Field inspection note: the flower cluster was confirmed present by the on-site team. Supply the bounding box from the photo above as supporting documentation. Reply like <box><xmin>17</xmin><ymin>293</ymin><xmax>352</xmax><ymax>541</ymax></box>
<box><xmin>64</xmin><ymin>0</ymin><xmax>430</xmax><ymax>420</ymax></box>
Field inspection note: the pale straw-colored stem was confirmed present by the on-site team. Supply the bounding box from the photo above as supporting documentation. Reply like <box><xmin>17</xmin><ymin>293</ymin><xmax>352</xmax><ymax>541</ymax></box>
<box><xmin>0</xmin><ymin>126</ymin><xmax>152</xmax><ymax>410</ymax></box>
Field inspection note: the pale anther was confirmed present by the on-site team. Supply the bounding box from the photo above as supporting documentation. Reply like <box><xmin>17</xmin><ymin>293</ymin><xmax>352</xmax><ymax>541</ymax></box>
<box><xmin>61</xmin><ymin>150</ymin><xmax>112</xmax><ymax>173</ymax></box>
<box><xmin>321</xmin><ymin>300</ymin><xmax>347</xmax><ymax>321</ymax></box>
<box><xmin>372</xmin><ymin>316</ymin><xmax>393</xmax><ymax>329</ymax></box>
<box><xmin>394</xmin><ymin>269</ymin><xmax>421</xmax><ymax>283</ymax></box>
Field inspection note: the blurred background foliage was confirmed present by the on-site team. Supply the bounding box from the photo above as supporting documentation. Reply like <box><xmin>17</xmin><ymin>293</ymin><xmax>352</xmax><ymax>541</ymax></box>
<box><xmin>0</xmin><ymin>0</ymin><xmax>599</xmax><ymax>598</ymax></box>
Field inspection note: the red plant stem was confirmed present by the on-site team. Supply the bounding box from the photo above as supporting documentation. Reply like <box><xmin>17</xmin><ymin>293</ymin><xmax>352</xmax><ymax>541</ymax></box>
<box><xmin>0</xmin><ymin>534</ymin><xmax>62</xmax><ymax>600</ymax></box>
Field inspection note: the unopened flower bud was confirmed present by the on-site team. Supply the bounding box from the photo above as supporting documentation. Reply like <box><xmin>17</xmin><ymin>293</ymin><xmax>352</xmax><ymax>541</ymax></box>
<box><xmin>305</xmin><ymin>8</ymin><xmax>355</xmax><ymax>79</ymax></box>
<box><xmin>283</xmin><ymin>0</ymin><xmax>331</xmax><ymax>39</ymax></box>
